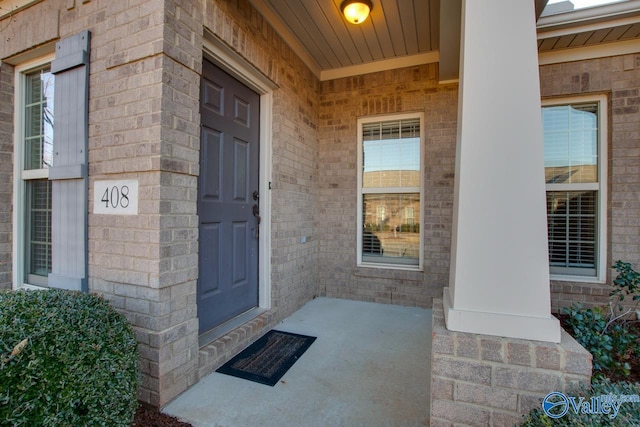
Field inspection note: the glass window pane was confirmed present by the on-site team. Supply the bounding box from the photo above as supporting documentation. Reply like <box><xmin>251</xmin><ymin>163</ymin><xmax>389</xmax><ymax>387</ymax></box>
<box><xmin>24</xmin><ymin>67</ymin><xmax>54</xmax><ymax>170</ymax></box>
<box><xmin>546</xmin><ymin>191</ymin><xmax>596</xmax><ymax>270</ymax></box>
<box><xmin>363</xmin><ymin>119</ymin><xmax>420</xmax><ymax>188</ymax></box>
<box><xmin>543</xmin><ymin>104</ymin><xmax>597</xmax><ymax>184</ymax></box>
<box><xmin>544</xmin><ymin>101</ymin><xmax>601</xmax><ymax>278</ymax></box>
<box><xmin>362</xmin><ymin>193</ymin><xmax>420</xmax><ymax>266</ymax></box>
<box><xmin>26</xmin><ymin>180</ymin><xmax>52</xmax><ymax>279</ymax></box>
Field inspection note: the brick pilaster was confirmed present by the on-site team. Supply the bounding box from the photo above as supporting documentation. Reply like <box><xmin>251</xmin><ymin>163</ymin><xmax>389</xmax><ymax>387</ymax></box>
<box><xmin>431</xmin><ymin>299</ymin><xmax>592</xmax><ymax>426</ymax></box>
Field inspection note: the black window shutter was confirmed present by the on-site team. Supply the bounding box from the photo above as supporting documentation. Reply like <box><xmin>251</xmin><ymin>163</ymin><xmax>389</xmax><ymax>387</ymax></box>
<box><xmin>48</xmin><ymin>31</ymin><xmax>90</xmax><ymax>291</ymax></box>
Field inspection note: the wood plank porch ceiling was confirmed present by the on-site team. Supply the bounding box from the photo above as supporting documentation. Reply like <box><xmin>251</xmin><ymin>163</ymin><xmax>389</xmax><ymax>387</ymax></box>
<box><xmin>248</xmin><ymin>0</ymin><xmax>640</xmax><ymax>81</ymax></box>
<box><xmin>249</xmin><ymin>0</ymin><xmax>439</xmax><ymax>80</ymax></box>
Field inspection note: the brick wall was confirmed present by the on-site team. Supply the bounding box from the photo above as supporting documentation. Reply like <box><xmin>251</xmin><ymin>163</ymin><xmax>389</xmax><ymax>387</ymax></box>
<box><xmin>318</xmin><ymin>65</ymin><xmax>458</xmax><ymax>308</ymax></box>
<box><xmin>318</xmin><ymin>53</ymin><xmax>640</xmax><ymax>312</ymax></box>
<box><xmin>0</xmin><ymin>64</ymin><xmax>13</xmax><ymax>290</ymax></box>
<box><xmin>540</xmin><ymin>53</ymin><xmax>640</xmax><ymax>312</ymax></box>
<box><xmin>73</xmin><ymin>0</ymin><xmax>192</xmax><ymax>405</ymax></box>
<box><xmin>0</xmin><ymin>0</ymin><xmax>59</xmax><ymax>59</ymax></box>
<box><xmin>431</xmin><ymin>299</ymin><xmax>592</xmax><ymax>426</ymax></box>
<box><xmin>154</xmin><ymin>0</ymin><xmax>203</xmax><ymax>403</ymax></box>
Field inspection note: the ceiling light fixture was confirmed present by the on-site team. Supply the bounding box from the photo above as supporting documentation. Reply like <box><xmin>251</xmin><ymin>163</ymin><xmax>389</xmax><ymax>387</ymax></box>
<box><xmin>340</xmin><ymin>0</ymin><xmax>372</xmax><ymax>25</ymax></box>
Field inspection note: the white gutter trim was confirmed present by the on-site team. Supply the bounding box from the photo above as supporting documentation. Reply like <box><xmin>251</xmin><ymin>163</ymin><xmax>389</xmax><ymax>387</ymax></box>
<box><xmin>537</xmin><ymin>0</ymin><xmax>640</xmax><ymax>30</ymax></box>
<box><xmin>538</xmin><ymin>14</ymin><xmax>640</xmax><ymax>39</ymax></box>
<box><xmin>538</xmin><ymin>38</ymin><xmax>640</xmax><ymax>65</ymax></box>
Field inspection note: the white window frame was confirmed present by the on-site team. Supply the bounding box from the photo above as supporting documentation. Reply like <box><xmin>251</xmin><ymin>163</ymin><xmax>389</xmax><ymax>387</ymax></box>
<box><xmin>356</xmin><ymin>112</ymin><xmax>425</xmax><ymax>271</ymax></box>
<box><xmin>12</xmin><ymin>54</ymin><xmax>55</xmax><ymax>290</ymax></box>
<box><xmin>542</xmin><ymin>94</ymin><xmax>608</xmax><ymax>283</ymax></box>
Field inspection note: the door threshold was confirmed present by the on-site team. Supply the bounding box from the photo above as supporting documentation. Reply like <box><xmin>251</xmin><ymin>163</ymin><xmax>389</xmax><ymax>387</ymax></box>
<box><xmin>198</xmin><ymin>307</ymin><xmax>266</xmax><ymax>348</ymax></box>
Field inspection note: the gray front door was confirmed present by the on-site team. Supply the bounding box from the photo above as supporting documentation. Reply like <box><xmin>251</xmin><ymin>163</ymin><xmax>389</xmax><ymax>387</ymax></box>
<box><xmin>197</xmin><ymin>59</ymin><xmax>260</xmax><ymax>333</ymax></box>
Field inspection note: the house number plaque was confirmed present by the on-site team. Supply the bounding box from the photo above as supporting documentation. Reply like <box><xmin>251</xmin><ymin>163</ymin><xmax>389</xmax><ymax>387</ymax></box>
<box><xmin>93</xmin><ymin>180</ymin><xmax>139</xmax><ymax>215</ymax></box>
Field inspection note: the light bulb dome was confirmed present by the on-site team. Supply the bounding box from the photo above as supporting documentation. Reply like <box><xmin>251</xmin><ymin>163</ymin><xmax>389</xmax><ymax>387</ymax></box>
<box><xmin>341</xmin><ymin>0</ymin><xmax>372</xmax><ymax>25</ymax></box>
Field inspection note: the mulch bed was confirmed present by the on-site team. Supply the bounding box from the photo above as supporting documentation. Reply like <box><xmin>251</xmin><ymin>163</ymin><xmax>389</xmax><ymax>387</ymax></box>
<box><xmin>132</xmin><ymin>402</ymin><xmax>193</xmax><ymax>427</ymax></box>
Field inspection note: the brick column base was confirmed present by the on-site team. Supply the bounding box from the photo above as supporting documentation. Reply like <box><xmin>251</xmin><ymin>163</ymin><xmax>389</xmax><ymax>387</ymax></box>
<box><xmin>430</xmin><ymin>299</ymin><xmax>592</xmax><ymax>426</ymax></box>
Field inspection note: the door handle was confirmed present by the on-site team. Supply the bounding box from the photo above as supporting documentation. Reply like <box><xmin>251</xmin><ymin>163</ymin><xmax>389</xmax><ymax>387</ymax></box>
<box><xmin>253</xmin><ymin>204</ymin><xmax>261</xmax><ymax>239</ymax></box>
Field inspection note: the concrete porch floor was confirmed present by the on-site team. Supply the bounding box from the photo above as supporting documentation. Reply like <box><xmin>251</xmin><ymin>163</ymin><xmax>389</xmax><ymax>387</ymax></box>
<box><xmin>163</xmin><ymin>297</ymin><xmax>432</xmax><ymax>426</ymax></box>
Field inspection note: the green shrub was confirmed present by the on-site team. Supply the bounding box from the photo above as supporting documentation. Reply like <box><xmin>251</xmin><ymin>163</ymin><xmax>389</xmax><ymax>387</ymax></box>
<box><xmin>563</xmin><ymin>304</ymin><xmax>637</xmax><ymax>378</ymax></box>
<box><xmin>0</xmin><ymin>289</ymin><xmax>139</xmax><ymax>426</ymax></box>
<box><xmin>561</xmin><ymin>261</ymin><xmax>640</xmax><ymax>380</ymax></box>
<box><xmin>520</xmin><ymin>379</ymin><xmax>640</xmax><ymax>426</ymax></box>
<box><xmin>611</xmin><ymin>260</ymin><xmax>640</xmax><ymax>313</ymax></box>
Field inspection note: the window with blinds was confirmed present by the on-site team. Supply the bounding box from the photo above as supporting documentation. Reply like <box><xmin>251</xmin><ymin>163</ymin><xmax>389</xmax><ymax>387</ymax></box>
<box><xmin>21</xmin><ymin>65</ymin><xmax>55</xmax><ymax>286</ymax></box>
<box><xmin>357</xmin><ymin>115</ymin><xmax>423</xmax><ymax>269</ymax></box>
<box><xmin>543</xmin><ymin>100</ymin><xmax>605</xmax><ymax>279</ymax></box>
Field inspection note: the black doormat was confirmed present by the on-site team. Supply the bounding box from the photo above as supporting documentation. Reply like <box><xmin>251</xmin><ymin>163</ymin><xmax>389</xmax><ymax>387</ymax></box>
<box><xmin>216</xmin><ymin>330</ymin><xmax>316</xmax><ymax>386</ymax></box>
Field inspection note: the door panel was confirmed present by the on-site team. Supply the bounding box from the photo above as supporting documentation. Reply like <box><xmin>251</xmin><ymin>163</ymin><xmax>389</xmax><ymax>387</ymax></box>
<box><xmin>232</xmin><ymin>222</ymin><xmax>248</xmax><ymax>285</ymax></box>
<box><xmin>197</xmin><ymin>59</ymin><xmax>260</xmax><ymax>333</ymax></box>
<box><xmin>199</xmin><ymin>223</ymin><xmax>220</xmax><ymax>294</ymax></box>
<box><xmin>233</xmin><ymin>139</ymin><xmax>249</xmax><ymax>201</ymax></box>
<box><xmin>202</xmin><ymin>129</ymin><xmax>222</xmax><ymax>200</ymax></box>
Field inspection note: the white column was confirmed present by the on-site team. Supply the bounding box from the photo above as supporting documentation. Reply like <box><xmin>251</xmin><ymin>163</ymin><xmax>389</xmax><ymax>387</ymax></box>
<box><xmin>444</xmin><ymin>0</ymin><xmax>561</xmax><ymax>342</ymax></box>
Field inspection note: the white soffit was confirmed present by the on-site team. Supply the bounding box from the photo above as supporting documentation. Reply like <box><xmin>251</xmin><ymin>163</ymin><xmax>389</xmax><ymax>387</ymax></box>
<box><xmin>249</xmin><ymin>0</ymin><xmax>439</xmax><ymax>82</ymax></box>
<box><xmin>537</xmin><ymin>0</ymin><xmax>640</xmax><ymax>55</ymax></box>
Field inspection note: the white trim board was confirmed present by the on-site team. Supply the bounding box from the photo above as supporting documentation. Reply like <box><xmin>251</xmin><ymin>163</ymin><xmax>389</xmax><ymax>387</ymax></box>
<box><xmin>538</xmin><ymin>38</ymin><xmax>640</xmax><ymax>65</ymax></box>
<box><xmin>320</xmin><ymin>52</ymin><xmax>440</xmax><ymax>81</ymax></box>
<box><xmin>542</xmin><ymin>94</ymin><xmax>608</xmax><ymax>283</ymax></box>
<box><xmin>12</xmin><ymin>54</ymin><xmax>56</xmax><ymax>289</ymax></box>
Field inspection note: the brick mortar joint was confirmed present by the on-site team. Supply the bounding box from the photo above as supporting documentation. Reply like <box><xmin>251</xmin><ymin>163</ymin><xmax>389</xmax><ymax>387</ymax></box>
<box><xmin>446</xmin><ymin>376</ymin><xmax>548</xmax><ymax>395</ymax></box>
<box><xmin>432</xmin><ymin>367</ymin><xmax>568</xmax><ymax>391</ymax></box>
<box><xmin>104</xmin><ymin>52</ymin><xmax>165</xmax><ymax>71</ymax></box>
<box><xmin>434</xmin><ymin>396</ymin><xmax>514</xmax><ymax>412</ymax></box>
<box><xmin>434</xmin><ymin>349</ymin><xmax>587</xmax><ymax>374</ymax></box>
<box><xmin>432</xmin><ymin>399</ymin><xmax>516</xmax><ymax>423</ymax></box>
<box><xmin>437</xmin><ymin>377</ymin><xmax>568</xmax><ymax>419</ymax></box>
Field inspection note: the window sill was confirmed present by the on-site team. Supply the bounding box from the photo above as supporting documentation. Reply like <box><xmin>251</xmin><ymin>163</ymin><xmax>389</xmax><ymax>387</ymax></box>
<box><xmin>15</xmin><ymin>283</ymin><xmax>48</xmax><ymax>291</ymax></box>
<box><xmin>357</xmin><ymin>262</ymin><xmax>423</xmax><ymax>272</ymax></box>
<box><xmin>549</xmin><ymin>274</ymin><xmax>606</xmax><ymax>284</ymax></box>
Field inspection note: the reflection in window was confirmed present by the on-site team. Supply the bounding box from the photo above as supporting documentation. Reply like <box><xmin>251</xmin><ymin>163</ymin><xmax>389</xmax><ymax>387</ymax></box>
<box><xmin>362</xmin><ymin>118</ymin><xmax>420</xmax><ymax>188</ymax></box>
<box><xmin>358</xmin><ymin>116</ymin><xmax>422</xmax><ymax>268</ymax></box>
<box><xmin>24</xmin><ymin>68</ymin><xmax>54</xmax><ymax>170</ymax></box>
<box><xmin>362</xmin><ymin>194</ymin><xmax>420</xmax><ymax>265</ymax></box>
<box><xmin>543</xmin><ymin>104</ymin><xmax>597</xmax><ymax>184</ymax></box>
<box><xmin>405</xmin><ymin>207</ymin><xmax>415</xmax><ymax>226</ymax></box>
